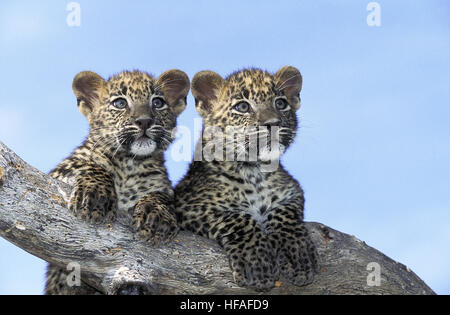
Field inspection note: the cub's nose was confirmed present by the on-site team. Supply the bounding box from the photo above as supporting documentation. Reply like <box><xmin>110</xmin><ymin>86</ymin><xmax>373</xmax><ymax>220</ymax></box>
<box><xmin>261</xmin><ymin>118</ymin><xmax>280</xmax><ymax>127</ymax></box>
<box><xmin>134</xmin><ymin>118</ymin><xmax>153</xmax><ymax>131</ymax></box>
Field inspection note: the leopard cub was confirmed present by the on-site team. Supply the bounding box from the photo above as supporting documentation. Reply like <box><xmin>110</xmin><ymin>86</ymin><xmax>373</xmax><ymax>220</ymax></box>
<box><xmin>45</xmin><ymin>69</ymin><xmax>189</xmax><ymax>294</ymax></box>
<box><xmin>175</xmin><ymin>66</ymin><xmax>318</xmax><ymax>291</ymax></box>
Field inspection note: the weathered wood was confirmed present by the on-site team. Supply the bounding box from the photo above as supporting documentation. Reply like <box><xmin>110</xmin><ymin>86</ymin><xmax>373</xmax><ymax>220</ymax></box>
<box><xmin>0</xmin><ymin>141</ymin><xmax>435</xmax><ymax>294</ymax></box>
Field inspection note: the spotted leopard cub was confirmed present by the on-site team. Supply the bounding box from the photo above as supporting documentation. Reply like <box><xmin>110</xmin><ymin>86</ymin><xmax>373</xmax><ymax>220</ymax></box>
<box><xmin>45</xmin><ymin>69</ymin><xmax>189</xmax><ymax>294</ymax></box>
<box><xmin>175</xmin><ymin>67</ymin><xmax>318</xmax><ymax>291</ymax></box>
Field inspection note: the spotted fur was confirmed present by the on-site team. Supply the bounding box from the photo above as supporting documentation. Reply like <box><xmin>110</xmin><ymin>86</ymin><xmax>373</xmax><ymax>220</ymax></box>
<box><xmin>175</xmin><ymin>67</ymin><xmax>318</xmax><ymax>291</ymax></box>
<box><xmin>45</xmin><ymin>69</ymin><xmax>189</xmax><ymax>294</ymax></box>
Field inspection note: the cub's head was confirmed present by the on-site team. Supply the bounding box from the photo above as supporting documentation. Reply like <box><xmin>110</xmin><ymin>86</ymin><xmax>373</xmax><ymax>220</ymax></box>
<box><xmin>73</xmin><ymin>70</ymin><xmax>189</xmax><ymax>157</ymax></box>
<box><xmin>191</xmin><ymin>66</ymin><xmax>302</xmax><ymax>162</ymax></box>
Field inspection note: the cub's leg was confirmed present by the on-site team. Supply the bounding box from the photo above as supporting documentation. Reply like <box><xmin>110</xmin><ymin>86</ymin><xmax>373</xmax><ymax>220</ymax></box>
<box><xmin>208</xmin><ymin>212</ymin><xmax>277</xmax><ymax>292</ymax></box>
<box><xmin>68</xmin><ymin>165</ymin><xmax>117</xmax><ymax>224</ymax></box>
<box><xmin>45</xmin><ymin>264</ymin><xmax>100</xmax><ymax>295</ymax></box>
<box><xmin>265</xmin><ymin>202</ymin><xmax>319</xmax><ymax>286</ymax></box>
<box><xmin>132</xmin><ymin>192</ymin><xmax>178</xmax><ymax>246</ymax></box>
<box><xmin>45</xmin><ymin>165</ymin><xmax>116</xmax><ymax>295</ymax></box>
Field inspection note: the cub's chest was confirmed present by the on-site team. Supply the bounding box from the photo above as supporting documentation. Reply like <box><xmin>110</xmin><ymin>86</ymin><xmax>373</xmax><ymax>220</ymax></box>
<box><xmin>237</xmin><ymin>168</ymin><xmax>276</xmax><ymax>224</ymax></box>
<box><xmin>241</xmin><ymin>184</ymin><xmax>272</xmax><ymax>224</ymax></box>
<box><xmin>113</xmin><ymin>160</ymin><xmax>162</xmax><ymax>214</ymax></box>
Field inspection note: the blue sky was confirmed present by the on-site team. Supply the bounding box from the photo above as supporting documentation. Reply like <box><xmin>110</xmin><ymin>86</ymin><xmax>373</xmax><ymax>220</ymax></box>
<box><xmin>0</xmin><ymin>0</ymin><xmax>449</xmax><ymax>294</ymax></box>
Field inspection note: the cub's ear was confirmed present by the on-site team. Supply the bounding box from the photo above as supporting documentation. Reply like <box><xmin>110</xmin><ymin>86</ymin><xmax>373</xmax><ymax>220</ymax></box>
<box><xmin>191</xmin><ymin>70</ymin><xmax>224</xmax><ymax>117</ymax></box>
<box><xmin>72</xmin><ymin>71</ymin><xmax>106</xmax><ymax>117</ymax></box>
<box><xmin>275</xmin><ymin>66</ymin><xmax>302</xmax><ymax>111</ymax></box>
<box><xmin>156</xmin><ymin>69</ymin><xmax>190</xmax><ymax>116</ymax></box>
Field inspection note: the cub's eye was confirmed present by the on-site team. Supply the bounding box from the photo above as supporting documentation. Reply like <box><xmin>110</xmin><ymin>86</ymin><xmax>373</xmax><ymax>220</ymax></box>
<box><xmin>274</xmin><ymin>98</ymin><xmax>289</xmax><ymax>111</ymax></box>
<box><xmin>234</xmin><ymin>102</ymin><xmax>250</xmax><ymax>113</ymax></box>
<box><xmin>152</xmin><ymin>97</ymin><xmax>166</xmax><ymax>109</ymax></box>
<box><xmin>112</xmin><ymin>98</ymin><xmax>128</xmax><ymax>109</ymax></box>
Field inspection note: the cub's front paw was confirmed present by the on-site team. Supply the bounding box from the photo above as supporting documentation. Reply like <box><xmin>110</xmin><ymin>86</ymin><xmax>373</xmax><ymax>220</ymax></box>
<box><xmin>69</xmin><ymin>183</ymin><xmax>116</xmax><ymax>224</ymax></box>
<box><xmin>225</xmin><ymin>238</ymin><xmax>277</xmax><ymax>292</ymax></box>
<box><xmin>132</xmin><ymin>200</ymin><xmax>178</xmax><ymax>246</ymax></box>
<box><xmin>275</xmin><ymin>226</ymin><xmax>318</xmax><ymax>286</ymax></box>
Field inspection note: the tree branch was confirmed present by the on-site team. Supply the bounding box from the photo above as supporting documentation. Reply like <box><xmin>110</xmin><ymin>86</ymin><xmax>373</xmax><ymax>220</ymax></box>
<box><xmin>0</xmin><ymin>141</ymin><xmax>435</xmax><ymax>295</ymax></box>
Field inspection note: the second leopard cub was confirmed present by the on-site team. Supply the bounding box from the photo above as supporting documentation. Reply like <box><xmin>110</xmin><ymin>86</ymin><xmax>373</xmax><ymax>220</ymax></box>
<box><xmin>46</xmin><ymin>69</ymin><xmax>189</xmax><ymax>294</ymax></box>
<box><xmin>175</xmin><ymin>66</ymin><xmax>318</xmax><ymax>291</ymax></box>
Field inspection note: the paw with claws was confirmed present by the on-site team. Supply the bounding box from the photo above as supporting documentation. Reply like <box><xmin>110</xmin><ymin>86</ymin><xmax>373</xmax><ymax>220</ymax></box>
<box><xmin>224</xmin><ymin>232</ymin><xmax>278</xmax><ymax>292</ymax></box>
<box><xmin>69</xmin><ymin>178</ymin><xmax>116</xmax><ymax>224</ymax></box>
<box><xmin>273</xmin><ymin>225</ymin><xmax>319</xmax><ymax>287</ymax></box>
<box><xmin>132</xmin><ymin>195</ymin><xmax>178</xmax><ymax>246</ymax></box>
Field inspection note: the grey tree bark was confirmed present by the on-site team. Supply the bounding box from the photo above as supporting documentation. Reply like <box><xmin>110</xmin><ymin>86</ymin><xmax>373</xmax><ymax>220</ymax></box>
<box><xmin>0</xmin><ymin>141</ymin><xmax>435</xmax><ymax>295</ymax></box>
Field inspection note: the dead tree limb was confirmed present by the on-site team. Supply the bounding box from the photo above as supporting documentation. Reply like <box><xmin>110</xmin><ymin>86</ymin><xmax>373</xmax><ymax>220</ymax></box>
<box><xmin>0</xmin><ymin>141</ymin><xmax>435</xmax><ymax>295</ymax></box>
